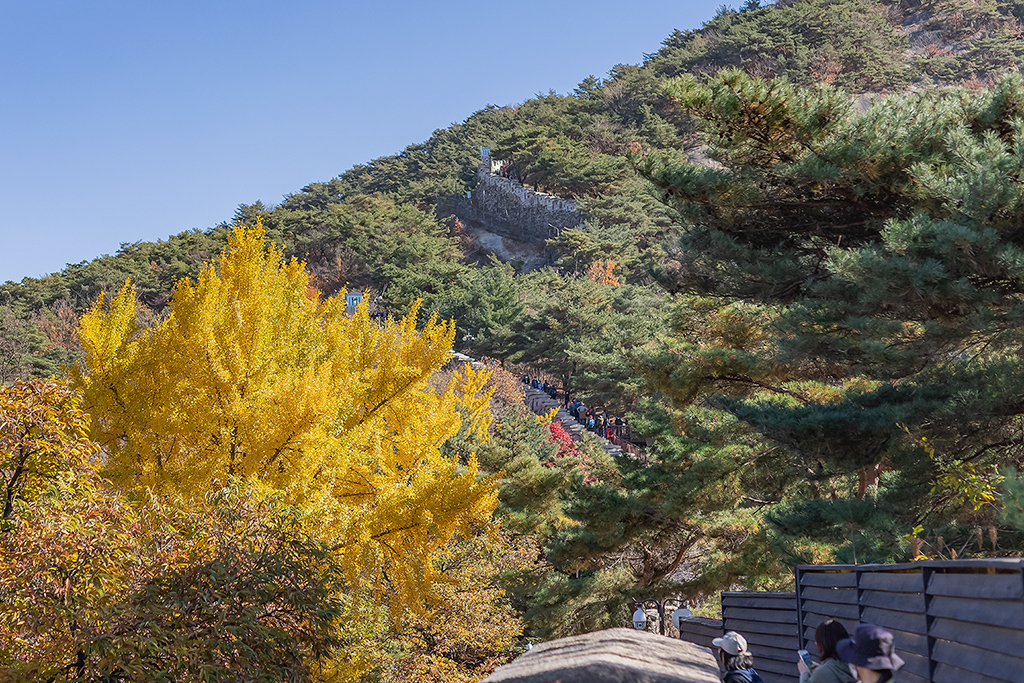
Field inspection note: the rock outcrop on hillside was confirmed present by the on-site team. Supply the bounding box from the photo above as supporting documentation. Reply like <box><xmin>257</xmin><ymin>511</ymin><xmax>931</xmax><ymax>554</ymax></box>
<box><xmin>481</xmin><ymin>628</ymin><xmax>722</xmax><ymax>683</ymax></box>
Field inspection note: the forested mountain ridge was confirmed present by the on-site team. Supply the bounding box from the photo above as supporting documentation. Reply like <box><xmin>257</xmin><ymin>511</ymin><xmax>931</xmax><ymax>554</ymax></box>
<box><xmin>4</xmin><ymin>2</ymin><xmax>1024</xmax><ymax>666</ymax></box>
<box><xmin>6</xmin><ymin>1</ymin><xmax>1024</xmax><ymax>376</ymax></box>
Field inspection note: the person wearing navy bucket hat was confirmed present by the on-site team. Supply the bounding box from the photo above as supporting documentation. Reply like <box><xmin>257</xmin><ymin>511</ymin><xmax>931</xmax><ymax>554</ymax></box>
<box><xmin>836</xmin><ymin>623</ymin><xmax>905</xmax><ymax>683</ymax></box>
<box><xmin>712</xmin><ymin>631</ymin><xmax>765</xmax><ymax>683</ymax></box>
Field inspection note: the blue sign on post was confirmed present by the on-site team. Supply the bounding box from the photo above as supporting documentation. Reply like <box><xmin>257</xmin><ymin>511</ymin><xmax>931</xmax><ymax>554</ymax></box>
<box><xmin>346</xmin><ymin>292</ymin><xmax>363</xmax><ymax>315</ymax></box>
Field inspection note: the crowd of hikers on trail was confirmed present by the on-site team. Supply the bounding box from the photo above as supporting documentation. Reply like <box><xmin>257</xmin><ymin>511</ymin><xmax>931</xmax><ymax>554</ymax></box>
<box><xmin>520</xmin><ymin>375</ymin><xmax>631</xmax><ymax>440</ymax></box>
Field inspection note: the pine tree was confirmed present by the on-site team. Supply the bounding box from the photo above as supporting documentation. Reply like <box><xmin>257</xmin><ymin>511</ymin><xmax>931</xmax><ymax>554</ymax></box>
<box><xmin>497</xmin><ymin>271</ymin><xmax>669</xmax><ymax>412</ymax></box>
<box><xmin>635</xmin><ymin>69</ymin><xmax>1024</xmax><ymax>559</ymax></box>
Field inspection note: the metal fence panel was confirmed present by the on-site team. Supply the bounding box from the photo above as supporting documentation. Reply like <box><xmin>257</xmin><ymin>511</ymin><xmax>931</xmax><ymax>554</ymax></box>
<box><xmin>677</xmin><ymin>616</ymin><xmax>724</xmax><ymax>649</ymax></box>
<box><xmin>795</xmin><ymin>559</ymin><xmax>1024</xmax><ymax>683</ymax></box>
<box><xmin>722</xmin><ymin>591</ymin><xmax>799</xmax><ymax>683</ymax></box>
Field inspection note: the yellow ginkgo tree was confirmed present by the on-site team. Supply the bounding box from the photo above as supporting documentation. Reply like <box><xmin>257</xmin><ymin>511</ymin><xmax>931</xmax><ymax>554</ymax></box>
<box><xmin>71</xmin><ymin>223</ymin><xmax>498</xmax><ymax>615</ymax></box>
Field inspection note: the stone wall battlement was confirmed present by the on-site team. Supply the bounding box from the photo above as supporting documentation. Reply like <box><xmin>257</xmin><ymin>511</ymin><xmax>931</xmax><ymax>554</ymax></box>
<box><xmin>470</xmin><ymin>162</ymin><xmax>584</xmax><ymax>241</ymax></box>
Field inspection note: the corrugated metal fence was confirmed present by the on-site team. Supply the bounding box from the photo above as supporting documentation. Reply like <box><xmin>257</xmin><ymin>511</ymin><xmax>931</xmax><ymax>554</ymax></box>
<box><xmin>795</xmin><ymin>559</ymin><xmax>1024</xmax><ymax>683</ymax></box>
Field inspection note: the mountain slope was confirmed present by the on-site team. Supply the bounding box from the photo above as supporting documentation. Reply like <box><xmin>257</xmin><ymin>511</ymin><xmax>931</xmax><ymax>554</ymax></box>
<box><xmin>4</xmin><ymin>0</ymin><xmax>1024</xmax><ymax>378</ymax></box>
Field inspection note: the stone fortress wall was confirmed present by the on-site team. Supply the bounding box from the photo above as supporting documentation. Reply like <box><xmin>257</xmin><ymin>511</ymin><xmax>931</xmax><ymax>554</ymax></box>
<box><xmin>464</xmin><ymin>150</ymin><xmax>585</xmax><ymax>242</ymax></box>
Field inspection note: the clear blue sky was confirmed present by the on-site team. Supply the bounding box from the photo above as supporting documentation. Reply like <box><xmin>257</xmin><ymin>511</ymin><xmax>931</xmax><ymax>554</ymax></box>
<box><xmin>1</xmin><ymin>1</ymin><xmax>721</xmax><ymax>283</ymax></box>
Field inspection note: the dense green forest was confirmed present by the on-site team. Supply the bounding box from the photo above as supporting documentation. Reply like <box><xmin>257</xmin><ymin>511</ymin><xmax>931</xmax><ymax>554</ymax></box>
<box><xmin>5</xmin><ymin>0</ymin><xmax>1024</xmax><ymax>680</ymax></box>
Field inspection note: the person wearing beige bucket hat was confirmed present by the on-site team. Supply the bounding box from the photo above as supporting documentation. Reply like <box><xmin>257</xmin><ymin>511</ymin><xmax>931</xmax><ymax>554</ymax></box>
<box><xmin>712</xmin><ymin>631</ymin><xmax>765</xmax><ymax>683</ymax></box>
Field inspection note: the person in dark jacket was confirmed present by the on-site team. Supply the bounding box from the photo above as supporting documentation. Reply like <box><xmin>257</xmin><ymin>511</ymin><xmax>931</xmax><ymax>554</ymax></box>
<box><xmin>713</xmin><ymin>631</ymin><xmax>765</xmax><ymax>683</ymax></box>
<box><xmin>836</xmin><ymin>623</ymin><xmax>904</xmax><ymax>683</ymax></box>
<box><xmin>799</xmin><ymin>620</ymin><xmax>856</xmax><ymax>683</ymax></box>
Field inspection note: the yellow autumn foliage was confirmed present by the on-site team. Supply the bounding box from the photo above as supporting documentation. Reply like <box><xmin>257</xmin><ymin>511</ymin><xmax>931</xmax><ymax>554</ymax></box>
<box><xmin>71</xmin><ymin>224</ymin><xmax>498</xmax><ymax>614</ymax></box>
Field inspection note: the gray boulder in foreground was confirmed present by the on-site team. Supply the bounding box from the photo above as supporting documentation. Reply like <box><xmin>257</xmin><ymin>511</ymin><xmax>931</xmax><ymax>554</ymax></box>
<box><xmin>481</xmin><ymin>627</ymin><xmax>722</xmax><ymax>683</ymax></box>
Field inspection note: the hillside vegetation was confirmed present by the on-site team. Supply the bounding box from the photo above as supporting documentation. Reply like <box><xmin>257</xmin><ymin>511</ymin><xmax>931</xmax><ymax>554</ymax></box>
<box><xmin>5</xmin><ymin>1</ymin><xmax>1024</xmax><ymax>680</ymax></box>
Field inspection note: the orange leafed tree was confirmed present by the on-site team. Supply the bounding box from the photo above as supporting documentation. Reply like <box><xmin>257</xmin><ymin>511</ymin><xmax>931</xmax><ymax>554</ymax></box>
<box><xmin>0</xmin><ymin>472</ymin><xmax>350</xmax><ymax>682</ymax></box>
<box><xmin>586</xmin><ymin>259</ymin><xmax>620</xmax><ymax>285</ymax></box>
<box><xmin>71</xmin><ymin>224</ymin><xmax>499</xmax><ymax>619</ymax></box>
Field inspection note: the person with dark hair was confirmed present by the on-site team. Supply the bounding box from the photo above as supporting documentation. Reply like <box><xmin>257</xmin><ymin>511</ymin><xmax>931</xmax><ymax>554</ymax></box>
<box><xmin>836</xmin><ymin>623</ymin><xmax>904</xmax><ymax>683</ymax></box>
<box><xmin>798</xmin><ymin>620</ymin><xmax>856</xmax><ymax>683</ymax></box>
<box><xmin>712</xmin><ymin>631</ymin><xmax>765</xmax><ymax>683</ymax></box>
